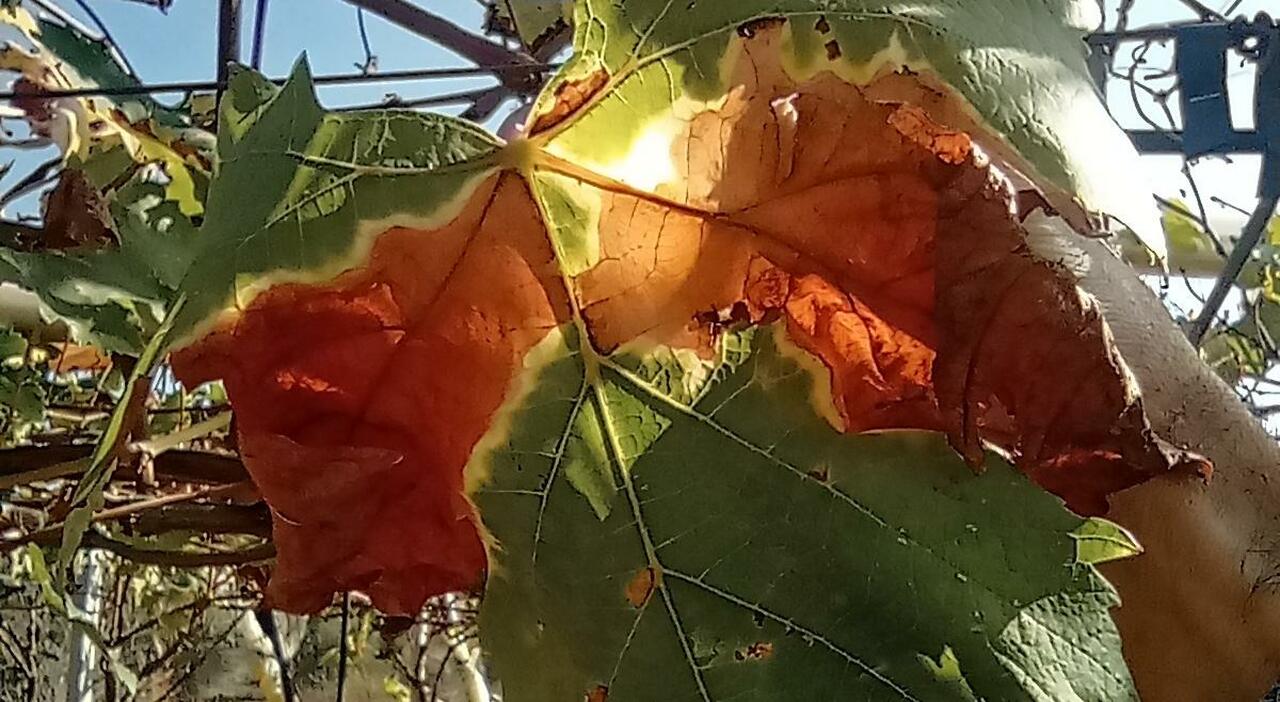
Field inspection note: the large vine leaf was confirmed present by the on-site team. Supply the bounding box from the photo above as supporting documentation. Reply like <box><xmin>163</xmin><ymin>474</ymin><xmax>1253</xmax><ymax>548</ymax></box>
<box><xmin>160</xmin><ymin>1</ymin><xmax>1205</xmax><ymax>698</ymax></box>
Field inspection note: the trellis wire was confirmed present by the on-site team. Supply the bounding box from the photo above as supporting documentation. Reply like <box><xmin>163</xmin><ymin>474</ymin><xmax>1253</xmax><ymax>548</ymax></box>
<box><xmin>0</xmin><ymin>62</ymin><xmax>560</xmax><ymax>102</ymax></box>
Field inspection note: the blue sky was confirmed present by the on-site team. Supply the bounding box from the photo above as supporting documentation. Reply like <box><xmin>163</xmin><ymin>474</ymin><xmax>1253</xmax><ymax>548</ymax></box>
<box><xmin>67</xmin><ymin>0</ymin><xmax>505</xmax><ymax>116</ymax></box>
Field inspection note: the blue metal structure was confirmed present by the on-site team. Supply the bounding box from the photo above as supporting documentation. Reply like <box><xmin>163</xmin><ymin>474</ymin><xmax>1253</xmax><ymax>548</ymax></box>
<box><xmin>1091</xmin><ymin>13</ymin><xmax>1280</xmax><ymax>342</ymax></box>
<box><xmin>1091</xmin><ymin>13</ymin><xmax>1278</xmax><ymax>199</ymax></box>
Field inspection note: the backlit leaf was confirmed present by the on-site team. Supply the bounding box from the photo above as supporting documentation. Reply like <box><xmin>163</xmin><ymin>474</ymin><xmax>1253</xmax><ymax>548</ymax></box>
<box><xmin>161</xmin><ymin>1</ymin><xmax>1201</xmax><ymax>698</ymax></box>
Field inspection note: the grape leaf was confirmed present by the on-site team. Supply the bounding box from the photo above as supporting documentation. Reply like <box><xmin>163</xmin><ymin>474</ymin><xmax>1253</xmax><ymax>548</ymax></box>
<box><xmin>475</xmin><ymin>328</ymin><xmax>1137</xmax><ymax>701</ymax></box>
<box><xmin>161</xmin><ymin>1</ymin><xmax>1204</xmax><ymax>698</ymax></box>
<box><xmin>0</xmin><ymin>175</ymin><xmax>198</xmax><ymax>352</ymax></box>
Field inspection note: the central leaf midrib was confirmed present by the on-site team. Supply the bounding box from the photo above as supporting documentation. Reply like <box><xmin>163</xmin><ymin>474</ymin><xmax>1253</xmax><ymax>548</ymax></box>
<box><xmin>587</xmin><ymin>353</ymin><xmax>925</xmax><ymax>701</ymax></box>
<box><xmin>587</xmin><ymin>371</ymin><xmax>715</xmax><ymax>702</ymax></box>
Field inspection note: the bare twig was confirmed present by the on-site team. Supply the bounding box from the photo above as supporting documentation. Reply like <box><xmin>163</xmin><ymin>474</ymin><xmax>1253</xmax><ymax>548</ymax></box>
<box><xmin>1</xmin><ymin>480</ymin><xmax>255</xmax><ymax>551</ymax></box>
<box><xmin>459</xmin><ymin>86</ymin><xmax>510</xmax><ymax>122</ymax></box>
<box><xmin>336</xmin><ymin>592</ymin><xmax>351</xmax><ymax>702</ymax></box>
<box><xmin>113</xmin><ymin>0</ymin><xmax>173</xmax><ymax>10</ymax></box>
<box><xmin>0</xmin><ymin>63</ymin><xmax>556</xmax><ymax>101</ymax></box>
<box><xmin>250</xmin><ymin>0</ymin><xmax>271</xmax><ymax>70</ymax></box>
<box><xmin>1187</xmin><ymin>194</ymin><xmax>1280</xmax><ymax>345</ymax></box>
<box><xmin>460</xmin><ymin>25</ymin><xmax>569</xmax><ymax>122</ymax></box>
<box><xmin>341</xmin><ymin>86</ymin><xmax>493</xmax><ymax>112</ymax></box>
<box><xmin>132</xmin><ymin>503</ymin><xmax>271</xmax><ymax>538</ymax></box>
<box><xmin>1181</xmin><ymin>161</ymin><xmax>1223</xmax><ymax>255</ymax></box>
<box><xmin>216</xmin><ymin>0</ymin><xmax>243</xmax><ymax>94</ymax></box>
<box><xmin>256</xmin><ymin>609</ymin><xmax>297</xmax><ymax>702</ymax></box>
<box><xmin>0</xmin><ymin>445</ymin><xmax>249</xmax><ymax>485</ymax></box>
<box><xmin>0</xmin><ymin>615</ymin><xmax>33</xmax><ymax>677</ymax></box>
<box><xmin>0</xmin><ymin>156</ymin><xmax>60</xmax><ymax>212</ymax></box>
<box><xmin>340</xmin><ymin>0</ymin><xmax>533</xmax><ymax>74</ymax></box>
<box><xmin>1212</xmin><ymin>194</ymin><xmax>1255</xmax><ymax>216</ymax></box>
<box><xmin>1176</xmin><ymin>0</ymin><xmax>1226</xmax><ymax>20</ymax></box>
<box><xmin>150</xmin><ymin>611</ymin><xmax>241</xmax><ymax>701</ymax></box>
<box><xmin>108</xmin><ymin>594</ymin><xmax>247</xmax><ymax>646</ymax></box>
<box><xmin>79</xmin><ymin>533</ymin><xmax>273</xmax><ymax>568</ymax></box>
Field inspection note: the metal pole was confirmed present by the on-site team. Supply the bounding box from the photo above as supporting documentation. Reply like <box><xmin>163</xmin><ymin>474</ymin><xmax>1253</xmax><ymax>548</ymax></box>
<box><xmin>1186</xmin><ymin>193</ymin><xmax>1280</xmax><ymax>345</ymax></box>
<box><xmin>216</xmin><ymin>0</ymin><xmax>243</xmax><ymax>98</ymax></box>
<box><xmin>64</xmin><ymin>551</ymin><xmax>109</xmax><ymax>702</ymax></box>
<box><xmin>250</xmin><ymin>0</ymin><xmax>270</xmax><ymax>70</ymax></box>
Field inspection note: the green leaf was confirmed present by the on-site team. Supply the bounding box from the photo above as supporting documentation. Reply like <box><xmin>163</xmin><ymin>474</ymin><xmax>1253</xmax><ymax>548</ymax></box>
<box><xmin>1200</xmin><ymin>328</ymin><xmax>1268</xmax><ymax>384</ymax></box>
<box><xmin>0</xmin><ymin>327</ymin><xmax>27</xmax><ymax>358</ymax></box>
<box><xmin>27</xmin><ymin>15</ymin><xmax>188</xmax><ymax>127</ymax></box>
<box><xmin>475</xmin><ymin>329</ymin><xmax>1137</xmax><ymax>701</ymax></box>
<box><xmin>918</xmin><ymin>646</ymin><xmax>978</xmax><ymax>701</ymax></box>
<box><xmin>1158</xmin><ymin>199</ymin><xmax>1221</xmax><ymax>275</ymax></box>
<box><xmin>0</xmin><ymin>166</ymin><xmax>199</xmax><ymax>353</ymax></box>
<box><xmin>1071</xmin><ymin>518</ymin><xmax>1142</xmax><ymax>566</ymax></box>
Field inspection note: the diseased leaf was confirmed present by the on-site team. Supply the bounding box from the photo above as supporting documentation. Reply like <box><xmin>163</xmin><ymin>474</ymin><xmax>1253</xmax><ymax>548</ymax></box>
<box><xmin>171</xmin><ymin>64</ymin><xmax>548</xmax><ymax>613</ymax></box>
<box><xmin>532</xmin><ymin>0</ymin><xmax>1162</xmax><ymax>256</ymax></box>
<box><xmin>0</xmin><ymin>172</ymin><xmax>198</xmax><ymax>352</ymax></box>
<box><xmin>163</xmin><ymin>1</ymin><xmax>1200</xmax><ymax>697</ymax></box>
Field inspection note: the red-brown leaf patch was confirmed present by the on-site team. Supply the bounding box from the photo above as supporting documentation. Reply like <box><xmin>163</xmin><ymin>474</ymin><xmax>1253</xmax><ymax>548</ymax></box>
<box><xmin>172</xmin><ymin>174</ymin><xmax>568</xmax><ymax>614</ymax></box>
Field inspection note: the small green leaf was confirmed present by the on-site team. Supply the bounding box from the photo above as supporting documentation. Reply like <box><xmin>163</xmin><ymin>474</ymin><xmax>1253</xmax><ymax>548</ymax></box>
<box><xmin>1071</xmin><ymin>518</ymin><xmax>1142</xmax><ymax>566</ymax></box>
<box><xmin>11</xmin><ymin>381</ymin><xmax>45</xmax><ymax>422</ymax></box>
<box><xmin>383</xmin><ymin>675</ymin><xmax>413</xmax><ymax>702</ymax></box>
<box><xmin>0</xmin><ymin>328</ymin><xmax>27</xmax><ymax>359</ymax></box>
<box><xmin>918</xmin><ymin>646</ymin><xmax>978</xmax><ymax>702</ymax></box>
<box><xmin>23</xmin><ymin>544</ymin><xmax>66</xmax><ymax>614</ymax></box>
<box><xmin>1160</xmin><ymin>200</ymin><xmax>1219</xmax><ymax>268</ymax></box>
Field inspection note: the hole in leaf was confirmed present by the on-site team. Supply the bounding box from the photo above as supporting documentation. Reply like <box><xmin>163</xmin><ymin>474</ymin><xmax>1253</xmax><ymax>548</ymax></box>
<box><xmin>737</xmin><ymin>16</ymin><xmax>785</xmax><ymax>39</ymax></box>
<box><xmin>735</xmin><ymin>641</ymin><xmax>775</xmax><ymax>661</ymax></box>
